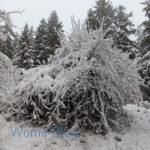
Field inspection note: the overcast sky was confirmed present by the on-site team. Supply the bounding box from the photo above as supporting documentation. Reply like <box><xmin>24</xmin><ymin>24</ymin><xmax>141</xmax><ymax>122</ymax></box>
<box><xmin>0</xmin><ymin>0</ymin><xmax>146</xmax><ymax>33</ymax></box>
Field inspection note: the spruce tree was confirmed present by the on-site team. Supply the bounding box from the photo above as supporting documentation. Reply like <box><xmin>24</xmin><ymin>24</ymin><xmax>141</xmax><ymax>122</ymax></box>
<box><xmin>138</xmin><ymin>0</ymin><xmax>150</xmax><ymax>101</ymax></box>
<box><xmin>86</xmin><ymin>1</ymin><xmax>135</xmax><ymax>53</ymax></box>
<box><xmin>46</xmin><ymin>11</ymin><xmax>63</xmax><ymax>55</ymax></box>
<box><xmin>34</xmin><ymin>18</ymin><xmax>48</xmax><ymax>65</ymax></box>
<box><xmin>0</xmin><ymin>35</ymin><xmax>14</xmax><ymax>59</ymax></box>
<box><xmin>139</xmin><ymin>0</ymin><xmax>150</xmax><ymax>56</ymax></box>
<box><xmin>14</xmin><ymin>24</ymin><xmax>34</xmax><ymax>69</ymax></box>
<box><xmin>29</xmin><ymin>26</ymin><xmax>34</xmax><ymax>47</ymax></box>
<box><xmin>12</xmin><ymin>32</ymin><xmax>19</xmax><ymax>56</ymax></box>
<box><xmin>87</xmin><ymin>8</ymin><xmax>100</xmax><ymax>30</ymax></box>
<box><xmin>113</xmin><ymin>5</ymin><xmax>136</xmax><ymax>53</ymax></box>
<box><xmin>86</xmin><ymin>0</ymin><xmax>115</xmax><ymax>31</ymax></box>
<box><xmin>0</xmin><ymin>23</ymin><xmax>14</xmax><ymax>59</ymax></box>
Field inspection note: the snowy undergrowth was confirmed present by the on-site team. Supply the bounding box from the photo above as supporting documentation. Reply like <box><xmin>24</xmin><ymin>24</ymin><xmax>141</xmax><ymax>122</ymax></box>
<box><xmin>3</xmin><ymin>20</ymin><xmax>143</xmax><ymax>134</ymax></box>
<box><xmin>0</xmin><ymin>102</ymin><xmax>150</xmax><ymax>150</ymax></box>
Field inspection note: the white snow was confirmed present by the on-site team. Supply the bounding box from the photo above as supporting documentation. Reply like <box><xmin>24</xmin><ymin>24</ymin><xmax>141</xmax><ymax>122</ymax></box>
<box><xmin>0</xmin><ymin>102</ymin><xmax>150</xmax><ymax>150</ymax></box>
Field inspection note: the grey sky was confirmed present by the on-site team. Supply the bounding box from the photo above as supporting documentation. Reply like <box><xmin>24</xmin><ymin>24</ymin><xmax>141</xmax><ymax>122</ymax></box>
<box><xmin>0</xmin><ymin>0</ymin><xmax>146</xmax><ymax>33</ymax></box>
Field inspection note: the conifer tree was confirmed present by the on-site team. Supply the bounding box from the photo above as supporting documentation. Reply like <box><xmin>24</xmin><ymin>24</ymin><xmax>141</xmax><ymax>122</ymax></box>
<box><xmin>113</xmin><ymin>5</ymin><xmax>136</xmax><ymax>52</ymax></box>
<box><xmin>14</xmin><ymin>24</ymin><xmax>34</xmax><ymax>69</ymax></box>
<box><xmin>34</xmin><ymin>18</ymin><xmax>48</xmax><ymax>65</ymax></box>
<box><xmin>137</xmin><ymin>0</ymin><xmax>150</xmax><ymax>101</ymax></box>
<box><xmin>0</xmin><ymin>35</ymin><xmax>14</xmax><ymax>59</ymax></box>
<box><xmin>46</xmin><ymin>11</ymin><xmax>63</xmax><ymax>55</ymax></box>
<box><xmin>139</xmin><ymin>0</ymin><xmax>150</xmax><ymax>56</ymax></box>
<box><xmin>0</xmin><ymin>22</ymin><xmax>14</xmax><ymax>59</ymax></box>
<box><xmin>86</xmin><ymin>0</ymin><xmax>115</xmax><ymax>30</ymax></box>
<box><xmin>12</xmin><ymin>32</ymin><xmax>19</xmax><ymax>56</ymax></box>
<box><xmin>87</xmin><ymin>8</ymin><xmax>100</xmax><ymax>30</ymax></box>
<box><xmin>86</xmin><ymin>1</ymin><xmax>135</xmax><ymax>53</ymax></box>
<box><xmin>29</xmin><ymin>26</ymin><xmax>34</xmax><ymax>47</ymax></box>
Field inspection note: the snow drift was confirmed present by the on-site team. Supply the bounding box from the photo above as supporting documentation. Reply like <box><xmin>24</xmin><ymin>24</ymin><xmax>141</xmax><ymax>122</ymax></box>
<box><xmin>4</xmin><ymin>20</ymin><xmax>143</xmax><ymax>134</ymax></box>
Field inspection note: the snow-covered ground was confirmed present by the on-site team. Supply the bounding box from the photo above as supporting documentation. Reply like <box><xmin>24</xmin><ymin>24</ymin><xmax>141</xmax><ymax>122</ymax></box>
<box><xmin>0</xmin><ymin>102</ymin><xmax>150</xmax><ymax>150</ymax></box>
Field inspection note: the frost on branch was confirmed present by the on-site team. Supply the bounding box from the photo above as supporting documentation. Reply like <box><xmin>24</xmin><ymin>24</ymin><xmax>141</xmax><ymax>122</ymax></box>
<box><xmin>5</xmin><ymin>20</ymin><xmax>143</xmax><ymax>134</ymax></box>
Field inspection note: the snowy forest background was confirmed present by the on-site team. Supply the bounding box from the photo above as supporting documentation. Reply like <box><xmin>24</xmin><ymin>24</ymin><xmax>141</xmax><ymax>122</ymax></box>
<box><xmin>1</xmin><ymin>0</ymin><xmax>150</xmax><ymax>140</ymax></box>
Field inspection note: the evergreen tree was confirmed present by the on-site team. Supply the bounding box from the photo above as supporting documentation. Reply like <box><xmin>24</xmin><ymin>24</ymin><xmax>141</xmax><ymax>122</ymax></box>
<box><xmin>46</xmin><ymin>11</ymin><xmax>63</xmax><ymax>55</ymax></box>
<box><xmin>87</xmin><ymin>8</ymin><xmax>99</xmax><ymax>30</ymax></box>
<box><xmin>0</xmin><ymin>35</ymin><xmax>14</xmax><ymax>59</ymax></box>
<box><xmin>29</xmin><ymin>26</ymin><xmax>34</xmax><ymax>47</ymax></box>
<box><xmin>113</xmin><ymin>5</ymin><xmax>136</xmax><ymax>52</ymax></box>
<box><xmin>0</xmin><ymin>22</ymin><xmax>15</xmax><ymax>59</ymax></box>
<box><xmin>14</xmin><ymin>24</ymin><xmax>34</xmax><ymax>69</ymax></box>
<box><xmin>86</xmin><ymin>1</ymin><xmax>135</xmax><ymax>53</ymax></box>
<box><xmin>139</xmin><ymin>0</ymin><xmax>150</xmax><ymax>56</ymax></box>
<box><xmin>12</xmin><ymin>32</ymin><xmax>19</xmax><ymax>56</ymax></box>
<box><xmin>137</xmin><ymin>0</ymin><xmax>150</xmax><ymax>101</ymax></box>
<box><xmin>86</xmin><ymin>0</ymin><xmax>115</xmax><ymax>31</ymax></box>
<box><xmin>34</xmin><ymin>18</ymin><xmax>48</xmax><ymax>65</ymax></box>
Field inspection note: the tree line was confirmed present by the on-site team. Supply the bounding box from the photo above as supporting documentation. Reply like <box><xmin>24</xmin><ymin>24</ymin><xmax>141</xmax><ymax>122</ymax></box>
<box><xmin>1</xmin><ymin>0</ymin><xmax>150</xmax><ymax>101</ymax></box>
<box><xmin>14</xmin><ymin>11</ymin><xmax>63</xmax><ymax>69</ymax></box>
<box><xmin>0</xmin><ymin>0</ymin><xmax>137</xmax><ymax>69</ymax></box>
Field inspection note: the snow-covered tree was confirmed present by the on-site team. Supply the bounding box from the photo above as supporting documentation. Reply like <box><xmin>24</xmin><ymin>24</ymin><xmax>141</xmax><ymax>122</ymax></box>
<box><xmin>0</xmin><ymin>10</ymin><xmax>17</xmax><ymax>105</ymax></box>
<box><xmin>137</xmin><ymin>0</ymin><xmax>150</xmax><ymax>101</ymax></box>
<box><xmin>113</xmin><ymin>5</ymin><xmax>136</xmax><ymax>53</ymax></box>
<box><xmin>5</xmin><ymin>20</ymin><xmax>142</xmax><ymax>134</ymax></box>
<box><xmin>14</xmin><ymin>24</ymin><xmax>35</xmax><ymax>69</ymax></box>
<box><xmin>138</xmin><ymin>0</ymin><xmax>150</xmax><ymax>56</ymax></box>
<box><xmin>0</xmin><ymin>35</ymin><xmax>14</xmax><ymax>59</ymax></box>
<box><xmin>0</xmin><ymin>52</ymin><xmax>13</xmax><ymax>99</ymax></box>
<box><xmin>0</xmin><ymin>10</ymin><xmax>14</xmax><ymax>40</ymax></box>
<box><xmin>86</xmin><ymin>2</ymin><xmax>136</xmax><ymax>54</ymax></box>
<box><xmin>29</xmin><ymin>26</ymin><xmax>34</xmax><ymax>47</ymax></box>
<box><xmin>86</xmin><ymin>0</ymin><xmax>115</xmax><ymax>31</ymax></box>
<box><xmin>33</xmin><ymin>12</ymin><xmax>63</xmax><ymax>65</ymax></box>
<box><xmin>34</xmin><ymin>18</ymin><xmax>48</xmax><ymax>65</ymax></box>
<box><xmin>0</xmin><ymin>10</ymin><xmax>16</xmax><ymax>59</ymax></box>
<box><xmin>45</xmin><ymin>11</ymin><xmax>63</xmax><ymax>55</ymax></box>
<box><xmin>12</xmin><ymin>32</ymin><xmax>19</xmax><ymax>56</ymax></box>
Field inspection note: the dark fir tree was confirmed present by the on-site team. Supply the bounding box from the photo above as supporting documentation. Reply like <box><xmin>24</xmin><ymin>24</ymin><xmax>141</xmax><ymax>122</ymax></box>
<box><xmin>14</xmin><ymin>24</ymin><xmax>34</xmax><ymax>69</ymax></box>
<box><xmin>34</xmin><ymin>18</ymin><xmax>48</xmax><ymax>65</ymax></box>
<box><xmin>138</xmin><ymin>0</ymin><xmax>150</xmax><ymax>101</ymax></box>
<box><xmin>139</xmin><ymin>0</ymin><xmax>150</xmax><ymax>56</ymax></box>
<box><xmin>0</xmin><ymin>35</ymin><xmax>14</xmax><ymax>59</ymax></box>
<box><xmin>0</xmin><ymin>24</ymin><xmax>14</xmax><ymax>59</ymax></box>
<box><xmin>86</xmin><ymin>0</ymin><xmax>115</xmax><ymax>31</ymax></box>
<box><xmin>113</xmin><ymin>5</ymin><xmax>136</xmax><ymax>53</ymax></box>
<box><xmin>29</xmin><ymin>26</ymin><xmax>34</xmax><ymax>47</ymax></box>
<box><xmin>12</xmin><ymin>32</ymin><xmax>19</xmax><ymax>56</ymax></box>
<box><xmin>87</xmin><ymin>8</ymin><xmax>99</xmax><ymax>30</ymax></box>
<box><xmin>86</xmin><ymin>1</ymin><xmax>135</xmax><ymax>53</ymax></box>
<box><xmin>46</xmin><ymin>11</ymin><xmax>63</xmax><ymax>55</ymax></box>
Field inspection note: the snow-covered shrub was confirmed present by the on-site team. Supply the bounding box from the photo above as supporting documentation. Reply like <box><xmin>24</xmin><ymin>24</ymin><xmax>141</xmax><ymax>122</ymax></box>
<box><xmin>5</xmin><ymin>20</ymin><xmax>143</xmax><ymax>134</ymax></box>
<box><xmin>0</xmin><ymin>52</ymin><xmax>16</xmax><ymax>106</ymax></box>
<box><xmin>0</xmin><ymin>10</ymin><xmax>16</xmax><ymax>105</ymax></box>
<box><xmin>0</xmin><ymin>10</ymin><xmax>15</xmax><ymax>41</ymax></box>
